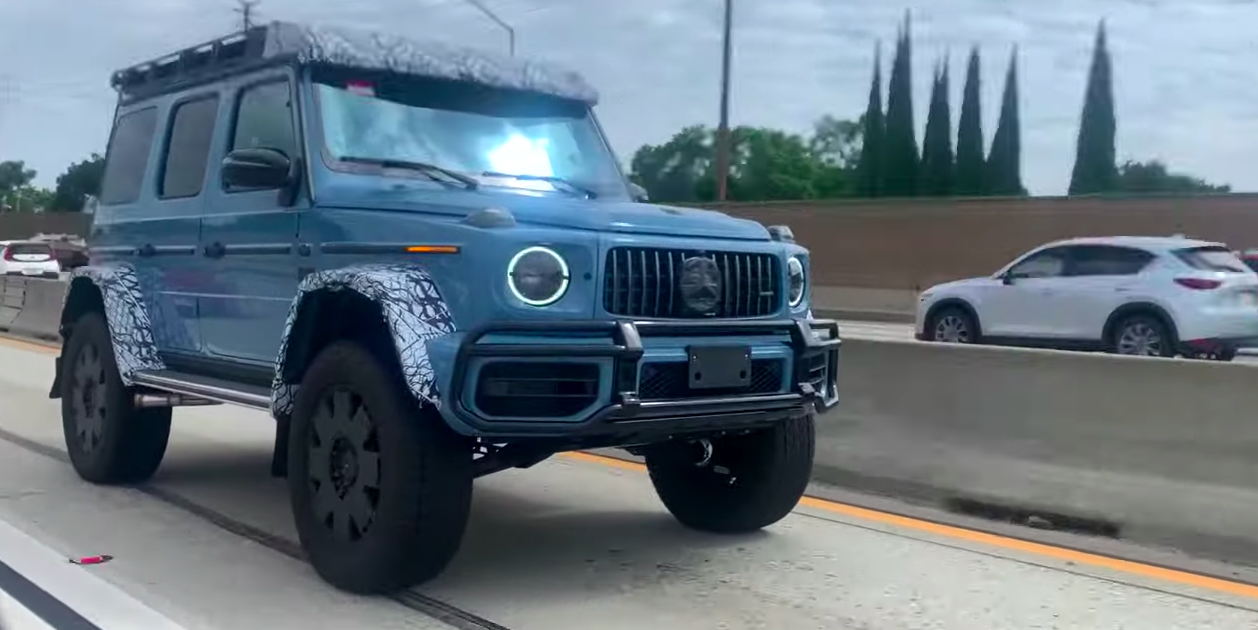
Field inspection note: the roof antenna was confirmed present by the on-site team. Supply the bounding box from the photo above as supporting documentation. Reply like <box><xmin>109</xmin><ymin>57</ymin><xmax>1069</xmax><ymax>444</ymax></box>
<box><xmin>233</xmin><ymin>0</ymin><xmax>261</xmax><ymax>31</ymax></box>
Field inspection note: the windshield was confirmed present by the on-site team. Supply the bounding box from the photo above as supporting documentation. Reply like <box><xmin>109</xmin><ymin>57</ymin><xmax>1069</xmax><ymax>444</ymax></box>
<box><xmin>313</xmin><ymin>73</ymin><xmax>628</xmax><ymax>199</ymax></box>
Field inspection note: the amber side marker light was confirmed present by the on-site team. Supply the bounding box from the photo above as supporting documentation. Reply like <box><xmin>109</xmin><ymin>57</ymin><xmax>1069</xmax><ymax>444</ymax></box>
<box><xmin>405</xmin><ymin>245</ymin><xmax>461</xmax><ymax>254</ymax></box>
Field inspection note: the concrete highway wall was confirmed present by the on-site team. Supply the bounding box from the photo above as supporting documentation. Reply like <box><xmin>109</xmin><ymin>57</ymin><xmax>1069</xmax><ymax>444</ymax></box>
<box><xmin>5</xmin><ymin>276</ymin><xmax>1258</xmax><ymax>566</ymax></box>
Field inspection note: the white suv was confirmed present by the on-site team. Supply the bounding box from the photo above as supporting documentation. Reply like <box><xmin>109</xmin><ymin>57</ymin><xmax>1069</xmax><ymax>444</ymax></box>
<box><xmin>915</xmin><ymin>236</ymin><xmax>1258</xmax><ymax>360</ymax></box>
<box><xmin>0</xmin><ymin>241</ymin><xmax>61</xmax><ymax>280</ymax></box>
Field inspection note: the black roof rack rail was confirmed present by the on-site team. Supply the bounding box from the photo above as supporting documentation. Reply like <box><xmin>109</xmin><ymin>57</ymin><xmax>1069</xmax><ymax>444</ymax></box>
<box><xmin>109</xmin><ymin>25</ymin><xmax>273</xmax><ymax>98</ymax></box>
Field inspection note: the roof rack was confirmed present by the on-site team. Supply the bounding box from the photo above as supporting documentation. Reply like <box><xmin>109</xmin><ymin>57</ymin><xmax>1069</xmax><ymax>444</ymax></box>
<box><xmin>109</xmin><ymin>26</ymin><xmax>271</xmax><ymax>97</ymax></box>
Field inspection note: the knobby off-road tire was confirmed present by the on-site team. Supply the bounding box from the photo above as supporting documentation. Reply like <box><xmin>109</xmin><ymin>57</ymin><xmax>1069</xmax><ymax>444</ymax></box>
<box><xmin>645</xmin><ymin>413</ymin><xmax>816</xmax><ymax>533</ymax></box>
<box><xmin>287</xmin><ymin>340</ymin><xmax>473</xmax><ymax>594</ymax></box>
<box><xmin>60</xmin><ymin>311</ymin><xmax>172</xmax><ymax>484</ymax></box>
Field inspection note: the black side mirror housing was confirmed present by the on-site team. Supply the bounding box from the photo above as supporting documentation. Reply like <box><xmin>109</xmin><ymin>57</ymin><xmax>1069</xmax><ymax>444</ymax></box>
<box><xmin>222</xmin><ymin>147</ymin><xmax>295</xmax><ymax>192</ymax></box>
<box><xmin>628</xmin><ymin>182</ymin><xmax>649</xmax><ymax>203</ymax></box>
<box><xmin>1000</xmin><ymin>272</ymin><xmax>1016</xmax><ymax>285</ymax></box>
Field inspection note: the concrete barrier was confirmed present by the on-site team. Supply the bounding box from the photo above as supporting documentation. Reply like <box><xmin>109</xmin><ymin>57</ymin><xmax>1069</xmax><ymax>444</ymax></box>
<box><xmin>824</xmin><ymin>338</ymin><xmax>1258</xmax><ymax>565</ymax></box>
<box><xmin>0</xmin><ymin>276</ymin><xmax>26</xmax><ymax>328</ymax></box>
<box><xmin>4</xmin><ymin>278</ymin><xmax>66</xmax><ymax>341</ymax></box>
<box><xmin>6</xmin><ymin>279</ymin><xmax>1258</xmax><ymax>565</ymax></box>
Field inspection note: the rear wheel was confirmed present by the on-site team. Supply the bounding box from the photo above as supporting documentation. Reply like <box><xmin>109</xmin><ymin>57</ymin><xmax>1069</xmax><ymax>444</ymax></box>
<box><xmin>60</xmin><ymin>312</ymin><xmax>172</xmax><ymax>484</ymax></box>
<box><xmin>1111</xmin><ymin>314</ymin><xmax>1175</xmax><ymax>358</ymax></box>
<box><xmin>928</xmin><ymin>307</ymin><xmax>977</xmax><ymax>344</ymax></box>
<box><xmin>644</xmin><ymin>414</ymin><xmax>815</xmax><ymax>533</ymax></box>
<box><xmin>288</xmin><ymin>340</ymin><xmax>473</xmax><ymax>594</ymax></box>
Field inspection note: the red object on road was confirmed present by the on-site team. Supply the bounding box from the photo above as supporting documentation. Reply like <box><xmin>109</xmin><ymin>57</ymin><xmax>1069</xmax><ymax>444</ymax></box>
<box><xmin>69</xmin><ymin>555</ymin><xmax>113</xmax><ymax>566</ymax></box>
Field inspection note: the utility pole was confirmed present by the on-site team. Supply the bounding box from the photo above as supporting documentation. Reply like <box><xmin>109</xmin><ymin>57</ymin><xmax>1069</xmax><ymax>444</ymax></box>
<box><xmin>714</xmin><ymin>0</ymin><xmax>733</xmax><ymax>201</ymax></box>
<box><xmin>464</xmin><ymin>0</ymin><xmax>515</xmax><ymax>56</ymax></box>
<box><xmin>234</xmin><ymin>0</ymin><xmax>261</xmax><ymax>31</ymax></box>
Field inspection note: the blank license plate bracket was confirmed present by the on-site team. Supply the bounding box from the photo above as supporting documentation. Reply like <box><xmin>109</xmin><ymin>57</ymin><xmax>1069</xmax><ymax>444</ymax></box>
<box><xmin>687</xmin><ymin>345</ymin><xmax>751</xmax><ymax>390</ymax></box>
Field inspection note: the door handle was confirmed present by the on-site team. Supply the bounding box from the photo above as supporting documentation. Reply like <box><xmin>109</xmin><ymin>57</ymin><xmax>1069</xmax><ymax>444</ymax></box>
<box><xmin>202</xmin><ymin>242</ymin><xmax>226</xmax><ymax>259</ymax></box>
<box><xmin>136</xmin><ymin>244</ymin><xmax>156</xmax><ymax>258</ymax></box>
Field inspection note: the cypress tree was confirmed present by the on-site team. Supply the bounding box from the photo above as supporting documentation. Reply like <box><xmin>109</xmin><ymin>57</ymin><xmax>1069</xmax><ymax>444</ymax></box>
<box><xmin>856</xmin><ymin>43</ymin><xmax>884</xmax><ymax>197</ymax></box>
<box><xmin>1069</xmin><ymin>21</ymin><xmax>1118</xmax><ymax>195</ymax></box>
<box><xmin>987</xmin><ymin>47</ymin><xmax>1024</xmax><ymax>195</ymax></box>
<box><xmin>954</xmin><ymin>46</ymin><xmax>985</xmax><ymax>196</ymax></box>
<box><xmin>921</xmin><ymin>58</ymin><xmax>954</xmax><ymax>196</ymax></box>
<box><xmin>882</xmin><ymin>15</ymin><xmax>920</xmax><ymax>197</ymax></box>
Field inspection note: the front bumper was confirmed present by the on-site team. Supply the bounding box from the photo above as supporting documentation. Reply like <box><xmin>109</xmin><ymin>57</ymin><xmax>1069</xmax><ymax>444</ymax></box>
<box><xmin>446</xmin><ymin>319</ymin><xmax>841</xmax><ymax>441</ymax></box>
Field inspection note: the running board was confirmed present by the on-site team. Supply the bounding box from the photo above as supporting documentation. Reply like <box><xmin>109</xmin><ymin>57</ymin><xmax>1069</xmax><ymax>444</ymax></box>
<box><xmin>132</xmin><ymin>370</ymin><xmax>271</xmax><ymax>410</ymax></box>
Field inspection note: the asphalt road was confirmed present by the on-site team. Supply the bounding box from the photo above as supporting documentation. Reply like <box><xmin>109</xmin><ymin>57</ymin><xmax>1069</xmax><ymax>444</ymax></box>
<box><xmin>0</xmin><ymin>336</ymin><xmax>1256</xmax><ymax>629</ymax></box>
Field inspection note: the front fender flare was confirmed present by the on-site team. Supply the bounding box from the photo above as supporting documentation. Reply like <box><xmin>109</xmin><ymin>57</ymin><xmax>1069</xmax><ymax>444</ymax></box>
<box><xmin>270</xmin><ymin>263</ymin><xmax>457</xmax><ymax>418</ymax></box>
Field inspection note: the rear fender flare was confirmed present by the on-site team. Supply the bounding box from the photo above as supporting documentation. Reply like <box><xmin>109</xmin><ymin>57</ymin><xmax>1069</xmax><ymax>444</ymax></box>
<box><xmin>61</xmin><ymin>264</ymin><xmax>166</xmax><ymax>385</ymax></box>
<box><xmin>270</xmin><ymin>263</ymin><xmax>457</xmax><ymax>418</ymax></box>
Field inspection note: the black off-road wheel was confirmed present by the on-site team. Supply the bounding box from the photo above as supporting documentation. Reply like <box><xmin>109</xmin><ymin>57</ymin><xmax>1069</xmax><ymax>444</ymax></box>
<box><xmin>644</xmin><ymin>413</ymin><xmax>815</xmax><ymax>533</ymax></box>
<box><xmin>288</xmin><ymin>340</ymin><xmax>473</xmax><ymax>594</ymax></box>
<box><xmin>60</xmin><ymin>311</ymin><xmax>172</xmax><ymax>484</ymax></box>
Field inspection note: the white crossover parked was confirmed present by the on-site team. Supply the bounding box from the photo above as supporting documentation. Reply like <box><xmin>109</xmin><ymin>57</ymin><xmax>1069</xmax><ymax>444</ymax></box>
<box><xmin>915</xmin><ymin>236</ymin><xmax>1258</xmax><ymax>361</ymax></box>
<box><xmin>0</xmin><ymin>241</ymin><xmax>61</xmax><ymax>280</ymax></box>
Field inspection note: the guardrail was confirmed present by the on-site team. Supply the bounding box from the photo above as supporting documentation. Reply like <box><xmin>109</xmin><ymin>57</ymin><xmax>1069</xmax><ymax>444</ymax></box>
<box><xmin>4</xmin><ymin>277</ymin><xmax>1258</xmax><ymax>567</ymax></box>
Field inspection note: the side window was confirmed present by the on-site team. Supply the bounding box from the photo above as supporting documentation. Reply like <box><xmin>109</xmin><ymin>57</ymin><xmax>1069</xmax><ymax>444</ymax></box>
<box><xmin>1069</xmin><ymin>246</ymin><xmax>1155</xmax><ymax>277</ymax></box>
<box><xmin>1008</xmin><ymin>247</ymin><xmax>1068</xmax><ymax>279</ymax></box>
<box><xmin>99</xmin><ymin>107</ymin><xmax>159</xmax><ymax>205</ymax></box>
<box><xmin>232</xmin><ymin>81</ymin><xmax>296</xmax><ymax>157</ymax></box>
<box><xmin>160</xmin><ymin>96</ymin><xmax>220</xmax><ymax>199</ymax></box>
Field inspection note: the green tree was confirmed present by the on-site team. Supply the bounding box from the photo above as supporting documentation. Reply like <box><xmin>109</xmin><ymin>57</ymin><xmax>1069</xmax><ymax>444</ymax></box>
<box><xmin>954</xmin><ymin>47</ymin><xmax>985</xmax><ymax>196</ymax></box>
<box><xmin>1069</xmin><ymin>22</ymin><xmax>1118</xmax><ymax>195</ymax></box>
<box><xmin>1115</xmin><ymin>160</ymin><xmax>1230</xmax><ymax>194</ymax></box>
<box><xmin>856</xmin><ymin>43</ymin><xmax>884</xmax><ymax>197</ymax></box>
<box><xmin>881</xmin><ymin>17</ymin><xmax>920</xmax><ymax>197</ymax></box>
<box><xmin>0</xmin><ymin>160</ymin><xmax>36</xmax><ymax>195</ymax></box>
<box><xmin>986</xmin><ymin>48</ymin><xmax>1025</xmax><ymax>196</ymax></box>
<box><xmin>51</xmin><ymin>153</ymin><xmax>106</xmax><ymax>212</ymax></box>
<box><xmin>629</xmin><ymin>126</ymin><xmax>713</xmax><ymax>204</ymax></box>
<box><xmin>920</xmin><ymin>59</ymin><xmax>954</xmax><ymax>196</ymax></box>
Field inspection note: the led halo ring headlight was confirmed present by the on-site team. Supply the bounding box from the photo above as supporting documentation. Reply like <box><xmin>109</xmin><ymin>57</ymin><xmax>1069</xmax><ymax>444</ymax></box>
<box><xmin>787</xmin><ymin>255</ymin><xmax>807</xmax><ymax>307</ymax></box>
<box><xmin>507</xmin><ymin>246</ymin><xmax>570</xmax><ymax>306</ymax></box>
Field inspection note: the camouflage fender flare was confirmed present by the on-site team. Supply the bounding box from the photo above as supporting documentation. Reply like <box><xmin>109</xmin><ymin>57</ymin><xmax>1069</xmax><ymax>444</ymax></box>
<box><xmin>66</xmin><ymin>264</ymin><xmax>166</xmax><ymax>385</ymax></box>
<box><xmin>270</xmin><ymin>263</ymin><xmax>456</xmax><ymax>418</ymax></box>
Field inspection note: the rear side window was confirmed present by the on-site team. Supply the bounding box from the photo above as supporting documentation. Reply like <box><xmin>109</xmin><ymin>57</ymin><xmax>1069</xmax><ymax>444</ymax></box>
<box><xmin>160</xmin><ymin>96</ymin><xmax>220</xmax><ymax>199</ymax></box>
<box><xmin>100</xmin><ymin>107</ymin><xmax>159</xmax><ymax>205</ymax></box>
<box><xmin>1174</xmin><ymin>246</ymin><xmax>1248</xmax><ymax>273</ymax></box>
<box><xmin>1068</xmin><ymin>245</ymin><xmax>1155</xmax><ymax>277</ymax></box>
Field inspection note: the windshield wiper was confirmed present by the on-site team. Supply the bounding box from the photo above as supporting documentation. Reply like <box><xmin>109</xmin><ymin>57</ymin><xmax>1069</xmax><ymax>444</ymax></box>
<box><xmin>338</xmin><ymin>156</ymin><xmax>479</xmax><ymax>190</ymax></box>
<box><xmin>481</xmin><ymin>171</ymin><xmax>598</xmax><ymax>199</ymax></box>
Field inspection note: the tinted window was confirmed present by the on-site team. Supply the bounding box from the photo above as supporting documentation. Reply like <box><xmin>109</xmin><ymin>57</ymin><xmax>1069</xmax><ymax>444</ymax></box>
<box><xmin>1068</xmin><ymin>245</ymin><xmax>1155</xmax><ymax>277</ymax></box>
<box><xmin>99</xmin><ymin>108</ymin><xmax>158</xmax><ymax>205</ymax></box>
<box><xmin>160</xmin><ymin>96</ymin><xmax>220</xmax><ymax>198</ymax></box>
<box><xmin>1174</xmin><ymin>246</ymin><xmax>1248</xmax><ymax>273</ymax></box>
<box><xmin>4</xmin><ymin>243</ymin><xmax>52</xmax><ymax>260</ymax></box>
<box><xmin>232</xmin><ymin>81</ymin><xmax>296</xmax><ymax>158</ymax></box>
<box><xmin>1008</xmin><ymin>247</ymin><xmax>1068</xmax><ymax>279</ymax></box>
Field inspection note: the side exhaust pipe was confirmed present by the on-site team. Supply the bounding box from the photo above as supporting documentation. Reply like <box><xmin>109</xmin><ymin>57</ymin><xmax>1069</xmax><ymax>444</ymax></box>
<box><xmin>133</xmin><ymin>392</ymin><xmax>221</xmax><ymax>408</ymax></box>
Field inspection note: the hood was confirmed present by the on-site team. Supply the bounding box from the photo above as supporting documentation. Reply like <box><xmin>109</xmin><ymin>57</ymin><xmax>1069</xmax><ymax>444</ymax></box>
<box><xmin>316</xmin><ymin>182</ymin><xmax>771</xmax><ymax>241</ymax></box>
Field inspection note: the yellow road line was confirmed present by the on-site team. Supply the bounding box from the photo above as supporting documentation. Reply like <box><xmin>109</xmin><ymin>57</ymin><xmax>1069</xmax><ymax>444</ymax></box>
<box><xmin>7</xmin><ymin>334</ymin><xmax>1258</xmax><ymax>601</ymax></box>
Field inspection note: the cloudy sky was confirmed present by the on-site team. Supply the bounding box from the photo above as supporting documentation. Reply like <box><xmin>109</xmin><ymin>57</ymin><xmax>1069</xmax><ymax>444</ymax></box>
<box><xmin>1</xmin><ymin>0</ymin><xmax>1255</xmax><ymax>195</ymax></box>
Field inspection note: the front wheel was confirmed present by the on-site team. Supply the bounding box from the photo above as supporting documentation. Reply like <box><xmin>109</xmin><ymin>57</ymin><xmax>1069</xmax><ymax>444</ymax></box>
<box><xmin>288</xmin><ymin>340</ymin><xmax>473</xmax><ymax>594</ymax></box>
<box><xmin>928</xmin><ymin>307</ymin><xmax>978</xmax><ymax>344</ymax></box>
<box><xmin>644</xmin><ymin>414</ymin><xmax>815</xmax><ymax>533</ymax></box>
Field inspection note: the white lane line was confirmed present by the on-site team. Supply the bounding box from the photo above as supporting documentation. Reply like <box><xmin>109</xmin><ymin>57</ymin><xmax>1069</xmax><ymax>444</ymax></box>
<box><xmin>0</xmin><ymin>516</ymin><xmax>189</xmax><ymax>630</ymax></box>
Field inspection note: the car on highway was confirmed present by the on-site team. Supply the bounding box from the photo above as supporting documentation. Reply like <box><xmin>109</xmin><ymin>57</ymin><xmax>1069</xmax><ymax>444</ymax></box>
<box><xmin>915</xmin><ymin>236</ymin><xmax>1258</xmax><ymax>360</ymax></box>
<box><xmin>47</xmin><ymin>22</ymin><xmax>840</xmax><ymax>595</ymax></box>
<box><xmin>0</xmin><ymin>241</ymin><xmax>61</xmax><ymax>279</ymax></box>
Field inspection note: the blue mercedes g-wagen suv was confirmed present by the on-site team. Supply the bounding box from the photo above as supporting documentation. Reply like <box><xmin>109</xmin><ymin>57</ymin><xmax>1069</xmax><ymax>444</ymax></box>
<box><xmin>49</xmin><ymin>22</ymin><xmax>841</xmax><ymax>594</ymax></box>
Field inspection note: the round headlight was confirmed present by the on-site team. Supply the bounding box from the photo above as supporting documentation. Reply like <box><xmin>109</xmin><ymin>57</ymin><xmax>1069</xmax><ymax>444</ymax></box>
<box><xmin>788</xmin><ymin>255</ymin><xmax>806</xmax><ymax>307</ymax></box>
<box><xmin>508</xmin><ymin>246</ymin><xmax>570</xmax><ymax>306</ymax></box>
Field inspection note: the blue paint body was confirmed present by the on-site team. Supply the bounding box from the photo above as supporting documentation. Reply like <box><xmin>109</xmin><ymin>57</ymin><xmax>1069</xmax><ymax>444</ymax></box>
<box><xmin>80</xmin><ymin>53</ymin><xmax>823</xmax><ymax>439</ymax></box>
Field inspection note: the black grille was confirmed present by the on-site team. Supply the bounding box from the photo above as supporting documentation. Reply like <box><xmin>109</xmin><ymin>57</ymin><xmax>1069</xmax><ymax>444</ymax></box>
<box><xmin>802</xmin><ymin>353</ymin><xmax>829</xmax><ymax>396</ymax></box>
<box><xmin>475</xmin><ymin>362</ymin><xmax>600</xmax><ymax>418</ymax></box>
<box><xmin>603</xmin><ymin>247</ymin><xmax>780</xmax><ymax>318</ymax></box>
<box><xmin>638</xmin><ymin>359</ymin><xmax>784</xmax><ymax>400</ymax></box>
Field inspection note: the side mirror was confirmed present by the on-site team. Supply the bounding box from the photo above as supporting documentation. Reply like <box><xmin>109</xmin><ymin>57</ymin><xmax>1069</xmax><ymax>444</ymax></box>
<box><xmin>1000</xmin><ymin>272</ymin><xmax>1016</xmax><ymax>285</ymax></box>
<box><xmin>628</xmin><ymin>182</ymin><xmax>649</xmax><ymax>203</ymax></box>
<box><xmin>222</xmin><ymin>148</ymin><xmax>293</xmax><ymax>190</ymax></box>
